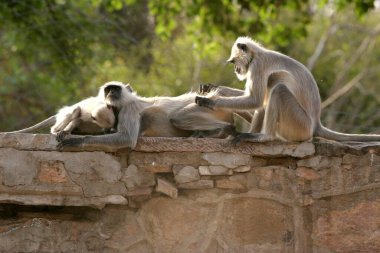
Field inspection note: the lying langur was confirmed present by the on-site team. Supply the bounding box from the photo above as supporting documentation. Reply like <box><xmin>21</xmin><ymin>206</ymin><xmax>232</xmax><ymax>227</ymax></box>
<box><xmin>195</xmin><ymin>36</ymin><xmax>380</xmax><ymax>142</ymax></box>
<box><xmin>140</xmin><ymin>84</ymin><xmax>254</xmax><ymax>138</ymax></box>
<box><xmin>6</xmin><ymin>97</ymin><xmax>115</xmax><ymax>141</ymax></box>
<box><xmin>57</xmin><ymin>81</ymin><xmax>251</xmax><ymax>150</ymax></box>
<box><xmin>51</xmin><ymin>97</ymin><xmax>116</xmax><ymax>141</ymax></box>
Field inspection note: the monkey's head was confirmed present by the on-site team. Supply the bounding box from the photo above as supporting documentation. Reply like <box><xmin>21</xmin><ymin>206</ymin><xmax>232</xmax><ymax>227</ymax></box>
<box><xmin>98</xmin><ymin>81</ymin><xmax>135</xmax><ymax>108</ymax></box>
<box><xmin>227</xmin><ymin>37</ymin><xmax>263</xmax><ymax>81</ymax></box>
<box><xmin>91</xmin><ymin>104</ymin><xmax>115</xmax><ymax>129</ymax></box>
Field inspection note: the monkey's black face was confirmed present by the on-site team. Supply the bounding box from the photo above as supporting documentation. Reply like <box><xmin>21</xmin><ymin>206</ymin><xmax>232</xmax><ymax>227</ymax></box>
<box><xmin>227</xmin><ymin>43</ymin><xmax>252</xmax><ymax>81</ymax></box>
<box><xmin>104</xmin><ymin>85</ymin><xmax>122</xmax><ymax>102</ymax></box>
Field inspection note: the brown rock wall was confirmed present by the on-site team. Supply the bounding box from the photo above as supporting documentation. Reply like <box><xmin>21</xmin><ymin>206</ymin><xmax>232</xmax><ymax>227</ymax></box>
<box><xmin>0</xmin><ymin>133</ymin><xmax>379</xmax><ymax>252</ymax></box>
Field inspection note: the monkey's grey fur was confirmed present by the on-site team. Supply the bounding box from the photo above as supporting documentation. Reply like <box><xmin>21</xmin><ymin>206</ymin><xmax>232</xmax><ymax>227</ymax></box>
<box><xmin>196</xmin><ymin>36</ymin><xmax>380</xmax><ymax>142</ymax></box>
<box><xmin>58</xmin><ymin>81</ymin><xmax>246</xmax><ymax>149</ymax></box>
<box><xmin>6</xmin><ymin>97</ymin><xmax>115</xmax><ymax>140</ymax></box>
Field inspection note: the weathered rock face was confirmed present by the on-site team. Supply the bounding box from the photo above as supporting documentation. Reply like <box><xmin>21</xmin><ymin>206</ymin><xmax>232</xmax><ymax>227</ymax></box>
<box><xmin>0</xmin><ymin>133</ymin><xmax>379</xmax><ymax>253</ymax></box>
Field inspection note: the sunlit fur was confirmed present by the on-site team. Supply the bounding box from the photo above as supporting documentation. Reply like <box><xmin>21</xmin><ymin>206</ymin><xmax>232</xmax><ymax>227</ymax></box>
<box><xmin>7</xmin><ymin>96</ymin><xmax>115</xmax><ymax>135</ymax></box>
<box><xmin>227</xmin><ymin>37</ymin><xmax>265</xmax><ymax>81</ymax></box>
<box><xmin>59</xmin><ymin>82</ymin><xmax>249</xmax><ymax>149</ymax></box>
<box><xmin>203</xmin><ymin>36</ymin><xmax>380</xmax><ymax>142</ymax></box>
<box><xmin>51</xmin><ymin>97</ymin><xmax>115</xmax><ymax>134</ymax></box>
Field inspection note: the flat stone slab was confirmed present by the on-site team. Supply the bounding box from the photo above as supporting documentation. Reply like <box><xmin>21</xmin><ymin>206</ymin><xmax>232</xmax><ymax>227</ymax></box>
<box><xmin>0</xmin><ymin>133</ymin><xmax>317</xmax><ymax>157</ymax></box>
<box><xmin>1</xmin><ymin>133</ymin><xmax>378</xmax><ymax>157</ymax></box>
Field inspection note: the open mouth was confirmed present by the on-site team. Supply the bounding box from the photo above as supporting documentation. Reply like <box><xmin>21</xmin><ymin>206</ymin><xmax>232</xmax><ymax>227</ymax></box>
<box><xmin>234</xmin><ymin>65</ymin><xmax>241</xmax><ymax>74</ymax></box>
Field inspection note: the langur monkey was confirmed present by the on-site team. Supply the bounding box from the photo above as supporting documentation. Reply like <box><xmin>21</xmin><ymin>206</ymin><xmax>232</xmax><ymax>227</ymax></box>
<box><xmin>6</xmin><ymin>97</ymin><xmax>115</xmax><ymax>140</ymax></box>
<box><xmin>58</xmin><ymin>81</ymin><xmax>251</xmax><ymax>149</ymax></box>
<box><xmin>195</xmin><ymin>36</ymin><xmax>380</xmax><ymax>142</ymax></box>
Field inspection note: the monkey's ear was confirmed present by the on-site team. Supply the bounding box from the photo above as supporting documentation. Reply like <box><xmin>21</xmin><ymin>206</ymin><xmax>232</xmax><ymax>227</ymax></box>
<box><xmin>237</xmin><ymin>43</ymin><xmax>248</xmax><ymax>52</ymax></box>
<box><xmin>124</xmin><ymin>83</ymin><xmax>134</xmax><ymax>92</ymax></box>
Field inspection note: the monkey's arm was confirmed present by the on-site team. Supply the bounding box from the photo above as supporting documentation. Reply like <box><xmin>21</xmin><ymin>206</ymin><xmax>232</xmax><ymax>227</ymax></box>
<box><xmin>55</xmin><ymin>118</ymin><xmax>82</xmax><ymax>142</ymax></box>
<box><xmin>196</xmin><ymin>78</ymin><xmax>266</xmax><ymax>110</ymax></box>
<box><xmin>199</xmin><ymin>84</ymin><xmax>245</xmax><ymax>97</ymax></box>
<box><xmin>213</xmin><ymin>86</ymin><xmax>245</xmax><ymax>97</ymax></box>
<box><xmin>51</xmin><ymin>107</ymin><xmax>81</xmax><ymax>134</ymax></box>
<box><xmin>57</xmin><ymin>107</ymin><xmax>141</xmax><ymax>150</ymax></box>
<box><xmin>196</xmin><ymin>94</ymin><xmax>262</xmax><ymax>110</ymax></box>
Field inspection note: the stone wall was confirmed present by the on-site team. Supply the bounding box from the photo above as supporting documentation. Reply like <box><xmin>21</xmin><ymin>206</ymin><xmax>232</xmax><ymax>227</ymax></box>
<box><xmin>0</xmin><ymin>133</ymin><xmax>379</xmax><ymax>253</ymax></box>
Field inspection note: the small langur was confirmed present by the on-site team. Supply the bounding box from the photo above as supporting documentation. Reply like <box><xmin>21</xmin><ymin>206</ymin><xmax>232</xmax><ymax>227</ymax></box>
<box><xmin>58</xmin><ymin>81</ymin><xmax>250</xmax><ymax>150</ymax></box>
<box><xmin>6</xmin><ymin>97</ymin><xmax>115</xmax><ymax>140</ymax></box>
<box><xmin>195</xmin><ymin>36</ymin><xmax>380</xmax><ymax>142</ymax></box>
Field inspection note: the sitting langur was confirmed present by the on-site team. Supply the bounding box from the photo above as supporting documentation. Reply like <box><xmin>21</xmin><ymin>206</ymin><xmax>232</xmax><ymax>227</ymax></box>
<box><xmin>6</xmin><ymin>96</ymin><xmax>115</xmax><ymax>140</ymax></box>
<box><xmin>195</xmin><ymin>36</ymin><xmax>380</xmax><ymax>142</ymax></box>
<box><xmin>58</xmin><ymin>81</ymin><xmax>251</xmax><ymax>149</ymax></box>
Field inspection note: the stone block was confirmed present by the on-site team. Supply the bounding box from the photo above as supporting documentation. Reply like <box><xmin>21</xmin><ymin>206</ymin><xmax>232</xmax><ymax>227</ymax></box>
<box><xmin>38</xmin><ymin>161</ymin><xmax>68</xmax><ymax>183</ymax></box>
<box><xmin>122</xmin><ymin>164</ymin><xmax>155</xmax><ymax>190</ymax></box>
<box><xmin>126</xmin><ymin>187</ymin><xmax>153</xmax><ymax>196</ymax></box>
<box><xmin>177</xmin><ymin>180</ymin><xmax>214</xmax><ymax>189</ymax></box>
<box><xmin>216</xmin><ymin>175</ymin><xmax>247</xmax><ymax>190</ymax></box>
<box><xmin>199</xmin><ymin>165</ymin><xmax>232</xmax><ymax>175</ymax></box>
<box><xmin>0</xmin><ymin>148</ymin><xmax>38</xmax><ymax>186</ymax></box>
<box><xmin>129</xmin><ymin>151</ymin><xmax>201</xmax><ymax>167</ymax></box>
<box><xmin>80</xmin><ymin>181</ymin><xmax>127</xmax><ymax>198</ymax></box>
<box><xmin>105</xmin><ymin>209</ymin><xmax>147</xmax><ymax>251</ymax></box>
<box><xmin>297</xmin><ymin>155</ymin><xmax>342</xmax><ymax>170</ymax></box>
<box><xmin>233</xmin><ymin>165</ymin><xmax>251</xmax><ymax>173</ymax></box>
<box><xmin>173</xmin><ymin>165</ymin><xmax>200</xmax><ymax>184</ymax></box>
<box><xmin>139</xmin><ymin>164</ymin><xmax>172</xmax><ymax>173</ymax></box>
<box><xmin>202</xmin><ymin>152</ymin><xmax>251</xmax><ymax>168</ymax></box>
<box><xmin>217</xmin><ymin>198</ymin><xmax>294</xmax><ymax>252</ymax></box>
<box><xmin>296</xmin><ymin>167</ymin><xmax>321</xmax><ymax>181</ymax></box>
<box><xmin>138</xmin><ymin>197</ymin><xmax>218</xmax><ymax>253</ymax></box>
<box><xmin>313</xmin><ymin>200</ymin><xmax>380</xmax><ymax>253</ymax></box>
<box><xmin>156</xmin><ymin>178</ymin><xmax>178</xmax><ymax>199</ymax></box>
<box><xmin>250</xmin><ymin>157</ymin><xmax>267</xmax><ymax>167</ymax></box>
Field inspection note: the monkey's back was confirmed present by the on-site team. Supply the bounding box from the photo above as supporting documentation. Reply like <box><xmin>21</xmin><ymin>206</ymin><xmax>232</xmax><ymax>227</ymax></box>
<box><xmin>267</xmin><ymin>51</ymin><xmax>322</xmax><ymax>124</ymax></box>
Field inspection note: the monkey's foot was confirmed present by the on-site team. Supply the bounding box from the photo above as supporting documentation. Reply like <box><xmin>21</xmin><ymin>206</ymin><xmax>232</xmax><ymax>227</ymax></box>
<box><xmin>191</xmin><ymin>129</ymin><xmax>221</xmax><ymax>138</ymax></box>
<box><xmin>57</xmin><ymin>137</ymin><xmax>85</xmax><ymax>151</ymax></box>
<box><xmin>56</xmin><ymin>131</ymin><xmax>69</xmax><ymax>142</ymax></box>
<box><xmin>232</xmin><ymin>133</ymin><xmax>274</xmax><ymax>145</ymax></box>
<box><xmin>198</xmin><ymin>83</ymin><xmax>218</xmax><ymax>94</ymax></box>
<box><xmin>195</xmin><ymin>96</ymin><xmax>215</xmax><ymax>109</ymax></box>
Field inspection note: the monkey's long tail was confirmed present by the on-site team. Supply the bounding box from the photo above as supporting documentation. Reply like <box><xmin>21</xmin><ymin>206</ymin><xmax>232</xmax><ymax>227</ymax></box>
<box><xmin>315</xmin><ymin>123</ymin><xmax>380</xmax><ymax>142</ymax></box>
<box><xmin>6</xmin><ymin>116</ymin><xmax>56</xmax><ymax>133</ymax></box>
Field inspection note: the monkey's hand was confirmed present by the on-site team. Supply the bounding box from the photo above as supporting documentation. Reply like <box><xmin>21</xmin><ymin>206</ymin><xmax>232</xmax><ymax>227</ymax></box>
<box><xmin>199</xmin><ymin>83</ymin><xmax>218</xmax><ymax>94</ymax></box>
<box><xmin>56</xmin><ymin>131</ymin><xmax>69</xmax><ymax>142</ymax></box>
<box><xmin>57</xmin><ymin>137</ymin><xmax>85</xmax><ymax>151</ymax></box>
<box><xmin>195</xmin><ymin>96</ymin><xmax>215</xmax><ymax>109</ymax></box>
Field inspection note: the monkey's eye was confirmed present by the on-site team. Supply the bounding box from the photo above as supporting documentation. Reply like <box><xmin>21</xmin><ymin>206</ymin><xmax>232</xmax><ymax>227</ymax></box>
<box><xmin>91</xmin><ymin>116</ymin><xmax>96</xmax><ymax>121</ymax></box>
<box><xmin>237</xmin><ymin>43</ymin><xmax>247</xmax><ymax>52</ymax></box>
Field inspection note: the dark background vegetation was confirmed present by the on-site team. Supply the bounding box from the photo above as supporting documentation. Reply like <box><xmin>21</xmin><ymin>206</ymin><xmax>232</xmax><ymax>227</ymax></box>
<box><xmin>0</xmin><ymin>0</ymin><xmax>379</xmax><ymax>133</ymax></box>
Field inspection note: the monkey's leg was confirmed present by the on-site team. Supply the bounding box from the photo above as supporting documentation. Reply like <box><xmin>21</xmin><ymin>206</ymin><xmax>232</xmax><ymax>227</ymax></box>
<box><xmin>52</xmin><ymin>107</ymin><xmax>81</xmax><ymax>134</ymax></box>
<box><xmin>56</xmin><ymin>118</ymin><xmax>81</xmax><ymax>142</ymax></box>
<box><xmin>140</xmin><ymin>106</ymin><xmax>191</xmax><ymax>137</ymax></box>
<box><xmin>249</xmin><ymin>108</ymin><xmax>265</xmax><ymax>133</ymax></box>
<box><xmin>170</xmin><ymin>104</ymin><xmax>236</xmax><ymax>137</ymax></box>
<box><xmin>234</xmin><ymin>84</ymin><xmax>313</xmax><ymax>143</ymax></box>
